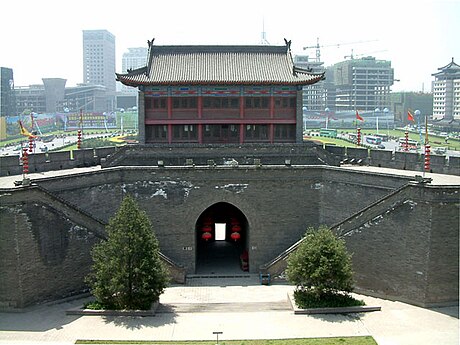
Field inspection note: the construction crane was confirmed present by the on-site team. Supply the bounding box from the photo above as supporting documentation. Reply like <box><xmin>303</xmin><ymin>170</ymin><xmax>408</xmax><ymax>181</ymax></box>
<box><xmin>303</xmin><ymin>37</ymin><xmax>378</xmax><ymax>62</ymax></box>
<box><xmin>344</xmin><ymin>49</ymin><xmax>388</xmax><ymax>60</ymax></box>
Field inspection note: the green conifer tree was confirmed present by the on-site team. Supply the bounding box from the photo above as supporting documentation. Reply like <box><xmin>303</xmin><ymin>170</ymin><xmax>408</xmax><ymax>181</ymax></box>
<box><xmin>86</xmin><ymin>195</ymin><xmax>169</xmax><ymax>310</ymax></box>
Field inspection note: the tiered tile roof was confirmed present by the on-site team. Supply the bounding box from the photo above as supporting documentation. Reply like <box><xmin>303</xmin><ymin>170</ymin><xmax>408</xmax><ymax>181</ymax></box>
<box><xmin>116</xmin><ymin>42</ymin><xmax>325</xmax><ymax>86</ymax></box>
<box><xmin>432</xmin><ymin>58</ymin><xmax>460</xmax><ymax>78</ymax></box>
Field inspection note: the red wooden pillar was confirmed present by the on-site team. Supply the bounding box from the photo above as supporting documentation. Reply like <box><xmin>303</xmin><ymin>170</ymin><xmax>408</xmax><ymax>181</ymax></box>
<box><xmin>269</xmin><ymin>95</ymin><xmax>275</xmax><ymax>143</ymax></box>
<box><xmin>269</xmin><ymin>124</ymin><xmax>274</xmax><ymax>143</ymax></box>
<box><xmin>239</xmin><ymin>96</ymin><xmax>244</xmax><ymax>119</ymax></box>
<box><xmin>198</xmin><ymin>125</ymin><xmax>203</xmax><ymax>144</ymax></box>
<box><xmin>269</xmin><ymin>96</ymin><xmax>275</xmax><ymax>119</ymax></box>
<box><xmin>197</xmin><ymin>96</ymin><xmax>203</xmax><ymax>143</ymax></box>
<box><xmin>197</xmin><ymin>96</ymin><xmax>202</xmax><ymax>119</ymax></box>
<box><xmin>168</xmin><ymin>124</ymin><xmax>172</xmax><ymax>144</ymax></box>
<box><xmin>241</xmin><ymin>95</ymin><xmax>246</xmax><ymax>143</ymax></box>
<box><xmin>167</xmin><ymin>97</ymin><xmax>172</xmax><ymax>119</ymax></box>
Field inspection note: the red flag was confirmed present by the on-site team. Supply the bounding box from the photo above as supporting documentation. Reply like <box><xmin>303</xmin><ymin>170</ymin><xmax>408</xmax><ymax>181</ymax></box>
<box><xmin>407</xmin><ymin>111</ymin><xmax>415</xmax><ymax>122</ymax></box>
<box><xmin>356</xmin><ymin>111</ymin><xmax>364</xmax><ymax>122</ymax></box>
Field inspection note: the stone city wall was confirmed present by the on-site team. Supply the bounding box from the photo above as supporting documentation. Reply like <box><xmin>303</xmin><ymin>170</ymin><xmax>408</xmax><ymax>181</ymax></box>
<box><xmin>325</xmin><ymin>145</ymin><xmax>459</xmax><ymax>175</ymax></box>
<box><xmin>0</xmin><ymin>147</ymin><xmax>117</xmax><ymax>177</ymax></box>
<box><xmin>0</xmin><ymin>165</ymin><xmax>458</xmax><ymax>309</ymax></box>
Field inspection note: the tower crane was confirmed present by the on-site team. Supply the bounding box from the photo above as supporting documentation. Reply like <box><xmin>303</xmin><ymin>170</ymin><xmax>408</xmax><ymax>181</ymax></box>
<box><xmin>303</xmin><ymin>37</ymin><xmax>378</xmax><ymax>62</ymax></box>
<box><xmin>344</xmin><ymin>49</ymin><xmax>388</xmax><ymax>60</ymax></box>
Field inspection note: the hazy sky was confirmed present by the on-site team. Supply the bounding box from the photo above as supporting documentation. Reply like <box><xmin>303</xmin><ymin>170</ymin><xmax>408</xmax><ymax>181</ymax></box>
<box><xmin>1</xmin><ymin>0</ymin><xmax>458</xmax><ymax>92</ymax></box>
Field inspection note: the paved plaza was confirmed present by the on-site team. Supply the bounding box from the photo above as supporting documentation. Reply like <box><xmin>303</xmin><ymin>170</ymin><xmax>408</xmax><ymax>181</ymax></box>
<box><xmin>1</xmin><ymin>165</ymin><xmax>460</xmax><ymax>189</ymax></box>
<box><xmin>0</xmin><ymin>276</ymin><xmax>458</xmax><ymax>345</ymax></box>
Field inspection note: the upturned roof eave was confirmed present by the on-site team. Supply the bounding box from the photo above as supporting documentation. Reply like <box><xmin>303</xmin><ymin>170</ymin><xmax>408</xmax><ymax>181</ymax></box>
<box><xmin>115</xmin><ymin>75</ymin><xmax>324</xmax><ymax>88</ymax></box>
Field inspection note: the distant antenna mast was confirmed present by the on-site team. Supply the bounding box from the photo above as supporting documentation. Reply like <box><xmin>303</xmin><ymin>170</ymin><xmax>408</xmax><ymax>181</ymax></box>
<box><xmin>261</xmin><ymin>18</ymin><xmax>270</xmax><ymax>45</ymax></box>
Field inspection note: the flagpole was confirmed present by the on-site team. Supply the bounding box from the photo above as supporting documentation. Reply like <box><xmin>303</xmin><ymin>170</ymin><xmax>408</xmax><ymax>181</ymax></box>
<box><xmin>424</xmin><ymin>111</ymin><xmax>429</xmax><ymax>146</ymax></box>
<box><xmin>424</xmin><ymin>111</ymin><xmax>429</xmax><ymax>178</ymax></box>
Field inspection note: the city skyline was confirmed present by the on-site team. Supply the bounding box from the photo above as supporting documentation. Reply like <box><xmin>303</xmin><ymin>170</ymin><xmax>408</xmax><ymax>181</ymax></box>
<box><xmin>1</xmin><ymin>0</ymin><xmax>459</xmax><ymax>93</ymax></box>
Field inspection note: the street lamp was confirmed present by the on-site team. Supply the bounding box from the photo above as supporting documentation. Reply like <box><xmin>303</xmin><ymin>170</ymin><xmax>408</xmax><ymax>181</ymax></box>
<box><xmin>383</xmin><ymin>107</ymin><xmax>389</xmax><ymax>135</ymax></box>
<box><xmin>414</xmin><ymin>109</ymin><xmax>423</xmax><ymax>145</ymax></box>
<box><xmin>374</xmin><ymin>108</ymin><xmax>381</xmax><ymax>134</ymax></box>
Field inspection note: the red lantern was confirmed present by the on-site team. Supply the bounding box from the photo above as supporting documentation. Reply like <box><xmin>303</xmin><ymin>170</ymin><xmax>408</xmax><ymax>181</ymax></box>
<box><xmin>77</xmin><ymin>130</ymin><xmax>82</xmax><ymax>149</ymax></box>
<box><xmin>28</xmin><ymin>136</ymin><xmax>34</xmax><ymax>153</ymax></box>
<box><xmin>232</xmin><ymin>224</ymin><xmax>242</xmax><ymax>232</ymax></box>
<box><xmin>22</xmin><ymin>148</ymin><xmax>29</xmax><ymax>174</ymax></box>
<box><xmin>404</xmin><ymin>131</ymin><xmax>409</xmax><ymax>152</ymax></box>
<box><xmin>202</xmin><ymin>232</ymin><xmax>212</xmax><ymax>241</ymax></box>
<box><xmin>230</xmin><ymin>232</ymin><xmax>241</xmax><ymax>241</ymax></box>
<box><xmin>424</xmin><ymin>145</ymin><xmax>431</xmax><ymax>171</ymax></box>
<box><xmin>202</xmin><ymin>225</ymin><xmax>212</xmax><ymax>232</ymax></box>
<box><xmin>230</xmin><ymin>218</ymin><xmax>239</xmax><ymax>225</ymax></box>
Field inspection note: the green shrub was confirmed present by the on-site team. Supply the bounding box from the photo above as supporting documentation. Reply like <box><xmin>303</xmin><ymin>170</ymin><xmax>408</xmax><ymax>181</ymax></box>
<box><xmin>286</xmin><ymin>226</ymin><xmax>358</xmax><ymax>307</ymax></box>
<box><xmin>294</xmin><ymin>290</ymin><xmax>364</xmax><ymax>309</ymax></box>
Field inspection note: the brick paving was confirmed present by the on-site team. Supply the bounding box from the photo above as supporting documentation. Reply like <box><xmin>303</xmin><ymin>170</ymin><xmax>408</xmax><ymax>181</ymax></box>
<box><xmin>0</xmin><ymin>276</ymin><xmax>458</xmax><ymax>345</ymax></box>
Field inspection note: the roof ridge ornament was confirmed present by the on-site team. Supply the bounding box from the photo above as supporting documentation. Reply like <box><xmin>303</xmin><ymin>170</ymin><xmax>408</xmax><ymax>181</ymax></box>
<box><xmin>283</xmin><ymin>38</ymin><xmax>292</xmax><ymax>52</ymax></box>
<box><xmin>147</xmin><ymin>38</ymin><xmax>155</xmax><ymax>48</ymax></box>
<box><xmin>146</xmin><ymin>38</ymin><xmax>155</xmax><ymax>77</ymax></box>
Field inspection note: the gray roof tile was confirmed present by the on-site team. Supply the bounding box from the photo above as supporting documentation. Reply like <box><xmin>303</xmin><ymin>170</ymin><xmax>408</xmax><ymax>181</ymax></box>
<box><xmin>116</xmin><ymin>44</ymin><xmax>324</xmax><ymax>86</ymax></box>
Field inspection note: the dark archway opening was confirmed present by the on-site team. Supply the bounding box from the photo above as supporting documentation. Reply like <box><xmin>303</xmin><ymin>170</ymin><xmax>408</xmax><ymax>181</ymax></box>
<box><xmin>196</xmin><ymin>202</ymin><xmax>248</xmax><ymax>275</ymax></box>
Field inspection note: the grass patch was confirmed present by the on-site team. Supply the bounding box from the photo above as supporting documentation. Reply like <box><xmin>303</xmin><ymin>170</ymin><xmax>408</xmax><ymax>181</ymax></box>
<box><xmin>294</xmin><ymin>290</ymin><xmax>365</xmax><ymax>309</ymax></box>
<box><xmin>76</xmin><ymin>336</ymin><xmax>378</xmax><ymax>344</ymax></box>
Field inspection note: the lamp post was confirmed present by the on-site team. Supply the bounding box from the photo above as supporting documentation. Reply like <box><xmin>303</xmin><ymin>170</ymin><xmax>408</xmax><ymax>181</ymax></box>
<box><xmin>374</xmin><ymin>108</ymin><xmax>380</xmax><ymax>134</ymax></box>
<box><xmin>415</xmin><ymin>109</ymin><xmax>423</xmax><ymax>146</ymax></box>
<box><xmin>324</xmin><ymin>107</ymin><xmax>330</xmax><ymax>129</ymax></box>
<box><xmin>383</xmin><ymin>107</ymin><xmax>389</xmax><ymax>136</ymax></box>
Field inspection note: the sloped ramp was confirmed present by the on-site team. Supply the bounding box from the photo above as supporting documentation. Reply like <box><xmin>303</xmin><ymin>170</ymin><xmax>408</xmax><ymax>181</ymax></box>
<box><xmin>260</xmin><ymin>182</ymin><xmax>413</xmax><ymax>278</ymax></box>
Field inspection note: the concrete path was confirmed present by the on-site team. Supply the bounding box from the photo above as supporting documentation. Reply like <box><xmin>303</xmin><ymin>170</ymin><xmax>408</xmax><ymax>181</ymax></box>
<box><xmin>0</xmin><ymin>276</ymin><xmax>458</xmax><ymax>345</ymax></box>
<box><xmin>1</xmin><ymin>164</ymin><xmax>459</xmax><ymax>190</ymax></box>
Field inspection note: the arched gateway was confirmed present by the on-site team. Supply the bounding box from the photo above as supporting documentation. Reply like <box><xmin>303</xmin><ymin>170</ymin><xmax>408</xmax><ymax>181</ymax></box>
<box><xmin>195</xmin><ymin>202</ymin><xmax>249</xmax><ymax>275</ymax></box>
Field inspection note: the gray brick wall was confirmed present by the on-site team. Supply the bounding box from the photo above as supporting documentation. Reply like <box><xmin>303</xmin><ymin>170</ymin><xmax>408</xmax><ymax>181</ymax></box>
<box><xmin>0</xmin><ymin>165</ymin><xmax>458</xmax><ymax>308</ymax></box>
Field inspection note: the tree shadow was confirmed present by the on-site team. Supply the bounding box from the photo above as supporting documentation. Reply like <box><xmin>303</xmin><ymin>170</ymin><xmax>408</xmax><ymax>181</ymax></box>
<box><xmin>309</xmin><ymin>312</ymin><xmax>364</xmax><ymax>323</ymax></box>
<box><xmin>101</xmin><ymin>304</ymin><xmax>177</xmax><ymax>329</ymax></box>
<box><xmin>0</xmin><ymin>297</ymin><xmax>87</xmax><ymax>332</ymax></box>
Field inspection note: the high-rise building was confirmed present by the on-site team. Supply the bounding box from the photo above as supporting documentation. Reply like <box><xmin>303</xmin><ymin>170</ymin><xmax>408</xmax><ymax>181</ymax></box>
<box><xmin>432</xmin><ymin>58</ymin><xmax>460</xmax><ymax>120</ymax></box>
<box><xmin>121</xmin><ymin>47</ymin><xmax>148</xmax><ymax>74</ymax></box>
<box><xmin>82</xmin><ymin>30</ymin><xmax>116</xmax><ymax>93</ymax></box>
<box><xmin>120</xmin><ymin>47</ymin><xmax>148</xmax><ymax>95</ymax></box>
<box><xmin>293</xmin><ymin>55</ymin><xmax>326</xmax><ymax>112</ymax></box>
<box><xmin>0</xmin><ymin>67</ymin><xmax>16</xmax><ymax>117</ymax></box>
<box><xmin>332</xmin><ymin>56</ymin><xmax>394</xmax><ymax>112</ymax></box>
<box><xmin>42</xmin><ymin>78</ymin><xmax>66</xmax><ymax>113</ymax></box>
